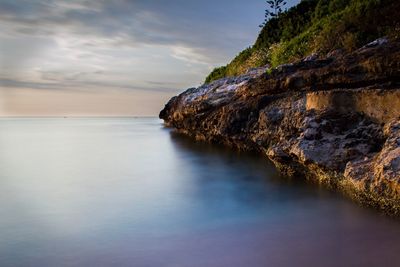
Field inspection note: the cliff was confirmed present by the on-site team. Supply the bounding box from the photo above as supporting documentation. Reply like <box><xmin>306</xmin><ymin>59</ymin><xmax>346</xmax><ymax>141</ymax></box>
<box><xmin>160</xmin><ymin>38</ymin><xmax>400</xmax><ymax>216</ymax></box>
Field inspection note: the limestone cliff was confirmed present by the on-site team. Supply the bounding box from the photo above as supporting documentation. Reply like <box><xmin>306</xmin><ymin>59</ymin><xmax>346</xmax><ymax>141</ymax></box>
<box><xmin>160</xmin><ymin>39</ymin><xmax>400</xmax><ymax>216</ymax></box>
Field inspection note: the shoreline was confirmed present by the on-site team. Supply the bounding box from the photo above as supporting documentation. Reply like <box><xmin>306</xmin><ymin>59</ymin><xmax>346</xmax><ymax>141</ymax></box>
<box><xmin>160</xmin><ymin>39</ymin><xmax>400</xmax><ymax>217</ymax></box>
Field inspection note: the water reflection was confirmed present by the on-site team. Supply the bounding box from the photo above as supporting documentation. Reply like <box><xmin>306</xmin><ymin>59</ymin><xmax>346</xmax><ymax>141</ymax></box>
<box><xmin>0</xmin><ymin>118</ymin><xmax>398</xmax><ymax>267</ymax></box>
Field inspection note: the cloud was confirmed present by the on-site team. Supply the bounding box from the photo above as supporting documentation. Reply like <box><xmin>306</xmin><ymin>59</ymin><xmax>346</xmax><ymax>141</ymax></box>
<box><xmin>170</xmin><ymin>46</ymin><xmax>211</xmax><ymax>65</ymax></box>
<box><xmin>0</xmin><ymin>0</ymin><xmax>301</xmax><ymax>115</ymax></box>
<box><xmin>0</xmin><ymin>0</ymin><xmax>262</xmax><ymax>61</ymax></box>
<box><xmin>0</xmin><ymin>75</ymin><xmax>182</xmax><ymax>94</ymax></box>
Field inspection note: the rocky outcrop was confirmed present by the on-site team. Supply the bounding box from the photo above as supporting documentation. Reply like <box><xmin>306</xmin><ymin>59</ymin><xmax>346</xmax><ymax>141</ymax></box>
<box><xmin>160</xmin><ymin>39</ymin><xmax>400</xmax><ymax>216</ymax></box>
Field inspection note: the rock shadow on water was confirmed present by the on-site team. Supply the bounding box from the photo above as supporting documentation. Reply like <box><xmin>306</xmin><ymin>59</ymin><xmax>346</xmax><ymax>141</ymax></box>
<box><xmin>168</xmin><ymin>130</ymin><xmax>345</xmax><ymax>206</ymax></box>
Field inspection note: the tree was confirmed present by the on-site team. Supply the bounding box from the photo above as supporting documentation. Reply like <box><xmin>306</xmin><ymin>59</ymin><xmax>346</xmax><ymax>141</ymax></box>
<box><xmin>259</xmin><ymin>0</ymin><xmax>287</xmax><ymax>28</ymax></box>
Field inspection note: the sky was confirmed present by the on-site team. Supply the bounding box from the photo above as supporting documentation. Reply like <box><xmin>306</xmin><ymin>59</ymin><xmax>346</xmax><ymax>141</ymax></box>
<box><xmin>0</xmin><ymin>0</ymin><xmax>299</xmax><ymax>116</ymax></box>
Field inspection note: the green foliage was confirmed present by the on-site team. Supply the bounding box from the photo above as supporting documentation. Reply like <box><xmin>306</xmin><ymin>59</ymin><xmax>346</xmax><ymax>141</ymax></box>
<box><xmin>269</xmin><ymin>30</ymin><xmax>314</xmax><ymax>66</ymax></box>
<box><xmin>204</xmin><ymin>0</ymin><xmax>400</xmax><ymax>84</ymax></box>
<box><xmin>205</xmin><ymin>66</ymin><xmax>228</xmax><ymax>84</ymax></box>
<box><xmin>255</xmin><ymin>0</ymin><xmax>319</xmax><ymax>49</ymax></box>
<box><xmin>225</xmin><ymin>47</ymin><xmax>254</xmax><ymax>76</ymax></box>
<box><xmin>260</xmin><ymin>0</ymin><xmax>288</xmax><ymax>28</ymax></box>
<box><xmin>204</xmin><ymin>47</ymin><xmax>254</xmax><ymax>83</ymax></box>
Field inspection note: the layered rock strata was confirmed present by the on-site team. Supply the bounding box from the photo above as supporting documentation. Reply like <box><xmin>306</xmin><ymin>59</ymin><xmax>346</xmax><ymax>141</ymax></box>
<box><xmin>160</xmin><ymin>39</ymin><xmax>400</xmax><ymax>216</ymax></box>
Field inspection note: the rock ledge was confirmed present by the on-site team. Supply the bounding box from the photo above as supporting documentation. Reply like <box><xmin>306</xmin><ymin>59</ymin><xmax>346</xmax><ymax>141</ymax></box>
<box><xmin>160</xmin><ymin>39</ymin><xmax>400</xmax><ymax>216</ymax></box>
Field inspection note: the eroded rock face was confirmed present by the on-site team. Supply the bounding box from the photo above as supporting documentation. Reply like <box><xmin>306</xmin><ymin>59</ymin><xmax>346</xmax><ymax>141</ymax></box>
<box><xmin>344</xmin><ymin>120</ymin><xmax>400</xmax><ymax>196</ymax></box>
<box><xmin>306</xmin><ymin>89</ymin><xmax>400</xmax><ymax>123</ymax></box>
<box><xmin>160</xmin><ymin>39</ymin><xmax>400</xmax><ymax>216</ymax></box>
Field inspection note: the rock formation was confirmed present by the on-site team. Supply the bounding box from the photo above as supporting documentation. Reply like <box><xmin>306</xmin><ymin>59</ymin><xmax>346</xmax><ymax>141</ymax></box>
<box><xmin>160</xmin><ymin>38</ymin><xmax>400</xmax><ymax>216</ymax></box>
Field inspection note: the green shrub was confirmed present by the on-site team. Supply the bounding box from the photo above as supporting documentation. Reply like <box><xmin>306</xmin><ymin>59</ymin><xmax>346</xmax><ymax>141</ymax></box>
<box><xmin>204</xmin><ymin>0</ymin><xmax>400</xmax><ymax>84</ymax></box>
<box><xmin>205</xmin><ymin>66</ymin><xmax>228</xmax><ymax>84</ymax></box>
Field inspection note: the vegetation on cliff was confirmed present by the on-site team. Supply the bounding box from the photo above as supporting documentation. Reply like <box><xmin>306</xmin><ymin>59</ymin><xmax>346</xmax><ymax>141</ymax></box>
<box><xmin>205</xmin><ymin>0</ymin><xmax>400</xmax><ymax>84</ymax></box>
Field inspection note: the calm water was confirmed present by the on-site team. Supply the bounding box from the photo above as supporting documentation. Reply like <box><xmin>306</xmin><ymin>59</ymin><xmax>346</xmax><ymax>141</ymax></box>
<box><xmin>0</xmin><ymin>118</ymin><xmax>399</xmax><ymax>267</ymax></box>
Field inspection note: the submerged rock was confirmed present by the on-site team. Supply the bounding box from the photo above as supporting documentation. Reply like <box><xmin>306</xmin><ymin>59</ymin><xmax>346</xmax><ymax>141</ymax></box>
<box><xmin>160</xmin><ymin>39</ymin><xmax>400</xmax><ymax>216</ymax></box>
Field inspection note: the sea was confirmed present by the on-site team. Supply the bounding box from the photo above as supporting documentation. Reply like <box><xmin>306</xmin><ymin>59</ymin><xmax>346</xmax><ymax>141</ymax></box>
<box><xmin>0</xmin><ymin>118</ymin><xmax>399</xmax><ymax>267</ymax></box>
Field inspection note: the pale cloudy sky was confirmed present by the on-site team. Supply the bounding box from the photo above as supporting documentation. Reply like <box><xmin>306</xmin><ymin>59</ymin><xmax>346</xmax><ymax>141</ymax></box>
<box><xmin>0</xmin><ymin>0</ymin><xmax>299</xmax><ymax>116</ymax></box>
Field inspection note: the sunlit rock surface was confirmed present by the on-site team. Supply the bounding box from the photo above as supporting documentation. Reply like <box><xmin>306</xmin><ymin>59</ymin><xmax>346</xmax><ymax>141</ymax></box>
<box><xmin>160</xmin><ymin>39</ymin><xmax>400</xmax><ymax>215</ymax></box>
